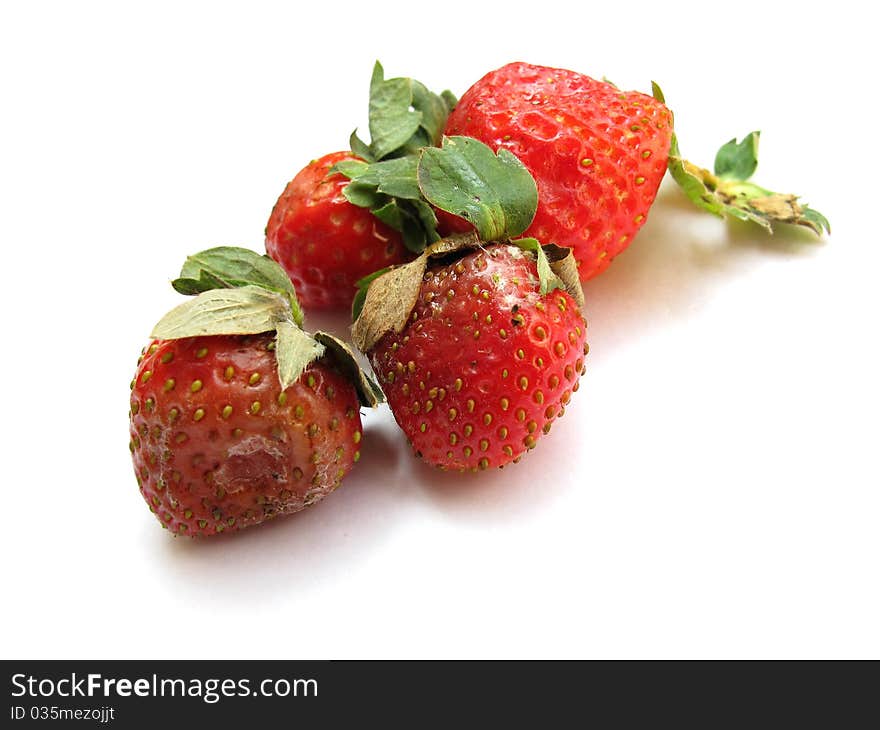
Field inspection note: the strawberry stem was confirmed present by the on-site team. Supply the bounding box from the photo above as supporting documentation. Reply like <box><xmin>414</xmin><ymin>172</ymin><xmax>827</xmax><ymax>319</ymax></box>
<box><xmin>652</xmin><ymin>85</ymin><xmax>829</xmax><ymax>236</ymax></box>
<box><xmin>668</xmin><ymin>132</ymin><xmax>829</xmax><ymax>235</ymax></box>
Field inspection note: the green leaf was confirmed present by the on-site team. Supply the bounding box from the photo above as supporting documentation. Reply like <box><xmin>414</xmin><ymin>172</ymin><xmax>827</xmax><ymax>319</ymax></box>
<box><xmin>154</xmin><ymin>246</ymin><xmax>387</xmax><ymax>406</ymax></box>
<box><xmin>411</xmin><ymin>79</ymin><xmax>450</xmax><ymax>146</ymax></box>
<box><xmin>508</xmin><ymin>238</ymin><xmax>585</xmax><ymax>311</ymax></box>
<box><xmin>368</xmin><ymin>199</ymin><xmax>427</xmax><ymax>253</ymax></box>
<box><xmin>801</xmin><ymin>206</ymin><xmax>831</xmax><ymax>234</ymax></box>
<box><xmin>342</xmin><ymin>181</ymin><xmax>386</xmax><ymax>209</ymax></box>
<box><xmin>355</xmin><ymin>61</ymin><xmax>454</xmax><ymax>163</ymax></box>
<box><xmin>417</xmin><ymin>136</ymin><xmax>538</xmax><ymax>241</ymax></box>
<box><xmin>394</xmin><ymin>128</ymin><xmax>433</xmax><ymax>158</ymax></box>
<box><xmin>339</xmin><ymin>62</ymin><xmax>457</xmax><ymax>252</ymax></box>
<box><xmin>511</xmin><ymin>237</ymin><xmax>566</xmax><ymax>295</ymax></box>
<box><xmin>349</xmin><ymin>130</ymin><xmax>373</xmax><ymax>163</ymax></box>
<box><xmin>367</xmin><ymin>61</ymin><xmax>423</xmax><ymax>161</ymax></box>
<box><xmin>371</xmin><ymin>199</ymin><xmax>407</xmax><ymax>230</ymax></box>
<box><xmin>313</xmin><ymin>332</ymin><xmax>384</xmax><ymax>407</ymax></box>
<box><xmin>171</xmin><ymin>269</ymin><xmax>227</xmax><ymax>295</ymax></box>
<box><xmin>352</xmin><ymin>156</ymin><xmax>422</xmax><ymax>199</ymax></box>
<box><xmin>274</xmin><ymin>319</ymin><xmax>326</xmax><ymax>390</ymax></box>
<box><xmin>714</xmin><ymin>132</ymin><xmax>760</xmax><ymax>181</ymax></box>
<box><xmin>331</xmin><ymin>159</ymin><xmax>369</xmax><ymax>179</ymax></box>
<box><xmin>668</xmin><ymin>130</ymin><xmax>830</xmax><ymax>236</ymax></box>
<box><xmin>650</xmin><ymin>81</ymin><xmax>666</xmax><ymax>105</ymax></box>
<box><xmin>336</xmin><ymin>156</ymin><xmax>439</xmax><ymax>251</ymax></box>
<box><xmin>171</xmin><ymin>246</ymin><xmax>303</xmax><ymax>327</ymax></box>
<box><xmin>408</xmin><ymin>198</ymin><xmax>441</xmax><ymax>243</ymax></box>
<box><xmin>667</xmin><ymin>136</ymin><xmax>727</xmax><ymax>219</ymax></box>
<box><xmin>150</xmin><ymin>286</ymin><xmax>291</xmax><ymax>340</ymax></box>
<box><xmin>398</xmin><ymin>205</ymin><xmax>430</xmax><ymax>253</ymax></box>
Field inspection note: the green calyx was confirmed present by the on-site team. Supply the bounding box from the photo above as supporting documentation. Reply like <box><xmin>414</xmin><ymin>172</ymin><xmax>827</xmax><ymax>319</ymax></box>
<box><xmin>339</xmin><ymin>134</ymin><xmax>540</xmax><ymax>253</ymax></box>
<box><xmin>151</xmin><ymin>246</ymin><xmax>382</xmax><ymax>406</ymax></box>
<box><xmin>172</xmin><ymin>246</ymin><xmax>304</xmax><ymax>326</ymax></box>
<box><xmin>350</xmin><ymin>61</ymin><xmax>456</xmax><ymax>163</ymax></box>
<box><xmin>333</xmin><ymin>61</ymin><xmax>457</xmax><ymax>253</ymax></box>
<box><xmin>654</xmin><ymin>85</ymin><xmax>829</xmax><ymax>236</ymax></box>
<box><xmin>338</xmin><ymin>62</ymin><xmax>546</xmax><ymax>254</ymax></box>
<box><xmin>419</xmin><ymin>136</ymin><xmax>538</xmax><ymax>241</ymax></box>
<box><xmin>338</xmin><ymin>155</ymin><xmax>441</xmax><ymax>254</ymax></box>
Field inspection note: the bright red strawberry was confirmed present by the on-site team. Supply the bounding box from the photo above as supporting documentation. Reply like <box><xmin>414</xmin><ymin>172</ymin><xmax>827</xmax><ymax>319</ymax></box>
<box><xmin>443</xmin><ymin>62</ymin><xmax>673</xmax><ymax>280</ymax></box>
<box><xmin>354</xmin><ymin>237</ymin><xmax>587</xmax><ymax>471</ymax></box>
<box><xmin>265</xmin><ymin>151</ymin><xmax>410</xmax><ymax>309</ymax></box>
<box><xmin>129</xmin><ymin>246</ymin><xmax>381</xmax><ymax>536</ymax></box>
<box><xmin>130</xmin><ymin>334</ymin><xmax>363</xmax><ymax>536</ymax></box>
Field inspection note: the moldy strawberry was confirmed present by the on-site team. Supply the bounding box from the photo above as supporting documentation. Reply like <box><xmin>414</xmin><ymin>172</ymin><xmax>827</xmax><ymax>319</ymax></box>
<box><xmin>358</xmin><ymin>237</ymin><xmax>586</xmax><ymax>471</ymax></box>
<box><xmin>351</xmin><ymin>137</ymin><xmax>587</xmax><ymax>471</ymax></box>
<box><xmin>129</xmin><ymin>247</ymin><xmax>381</xmax><ymax>536</ymax></box>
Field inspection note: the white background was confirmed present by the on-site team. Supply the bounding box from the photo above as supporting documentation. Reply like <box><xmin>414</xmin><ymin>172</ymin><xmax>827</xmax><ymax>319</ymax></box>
<box><xmin>2</xmin><ymin>1</ymin><xmax>877</xmax><ymax>659</ymax></box>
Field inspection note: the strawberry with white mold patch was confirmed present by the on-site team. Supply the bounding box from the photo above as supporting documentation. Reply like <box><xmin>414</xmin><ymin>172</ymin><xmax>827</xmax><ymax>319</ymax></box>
<box><xmin>129</xmin><ymin>247</ymin><xmax>381</xmax><ymax>536</ymax></box>
<box><xmin>351</xmin><ymin>136</ymin><xmax>588</xmax><ymax>471</ymax></box>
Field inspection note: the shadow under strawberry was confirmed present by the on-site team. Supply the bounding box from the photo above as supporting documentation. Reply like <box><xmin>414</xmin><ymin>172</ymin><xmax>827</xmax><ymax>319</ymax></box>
<box><xmin>581</xmin><ymin>180</ymin><xmax>826</xmax><ymax>366</ymax></box>
<box><xmin>155</xmin><ymin>421</ymin><xmax>408</xmax><ymax>600</ymax></box>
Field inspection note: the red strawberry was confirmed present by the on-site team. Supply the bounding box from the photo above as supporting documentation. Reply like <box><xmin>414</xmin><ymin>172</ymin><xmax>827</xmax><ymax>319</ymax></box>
<box><xmin>353</xmin><ymin>235</ymin><xmax>587</xmax><ymax>471</ymax></box>
<box><xmin>130</xmin><ymin>334</ymin><xmax>363</xmax><ymax>535</ymax></box>
<box><xmin>265</xmin><ymin>64</ymin><xmax>456</xmax><ymax>310</ymax></box>
<box><xmin>443</xmin><ymin>62</ymin><xmax>673</xmax><ymax>280</ymax></box>
<box><xmin>129</xmin><ymin>247</ymin><xmax>381</xmax><ymax>536</ymax></box>
<box><xmin>265</xmin><ymin>151</ymin><xmax>409</xmax><ymax>309</ymax></box>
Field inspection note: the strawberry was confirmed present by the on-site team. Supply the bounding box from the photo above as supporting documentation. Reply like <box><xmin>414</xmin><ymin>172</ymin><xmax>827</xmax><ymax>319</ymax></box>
<box><xmin>265</xmin><ymin>151</ymin><xmax>409</xmax><ymax>309</ymax></box>
<box><xmin>351</xmin><ymin>138</ymin><xmax>587</xmax><ymax>471</ymax></box>
<box><xmin>442</xmin><ymin>62</ymin><xmax>674</xmax><ymax>280</ymax></box>
<box><xmin>265</xmin><ymin>63</ymin><xmax>455</xmax><ymax>310</ymax></box>
<box><xmin>130</xmin><ymin>334</ymin><xmax>363</xmax><ymax>535</ymax></box>
<box><xmin>129</xmin><ymin>247</ymin><xmax>381</xmax><ymax>536</ymax></box>
<box><xmin>355</xmin><ymin>236</ymin><xmax>586</xmax><ymax>471</ymax></box>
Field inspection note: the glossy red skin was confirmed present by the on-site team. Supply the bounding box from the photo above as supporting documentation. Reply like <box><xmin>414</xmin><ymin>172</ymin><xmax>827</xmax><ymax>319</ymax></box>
<box><xmin>265</xmin><ymin>151</ymin><xmax>410</xmax><ymax>309</ymax></box>
<box><xmin>129</xmin><ymin>333</ymin><xmax>363</xmax><ymax>536</ymax></box>
<box><xmin>444</xmin><ymin>62</ymin><xmax>673</xmax><ymax>280</ymax></box>
<box><xmin>369</xmin><ymin>245</ymin><xmax>587</xmax><ymax>471</ymax></box>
